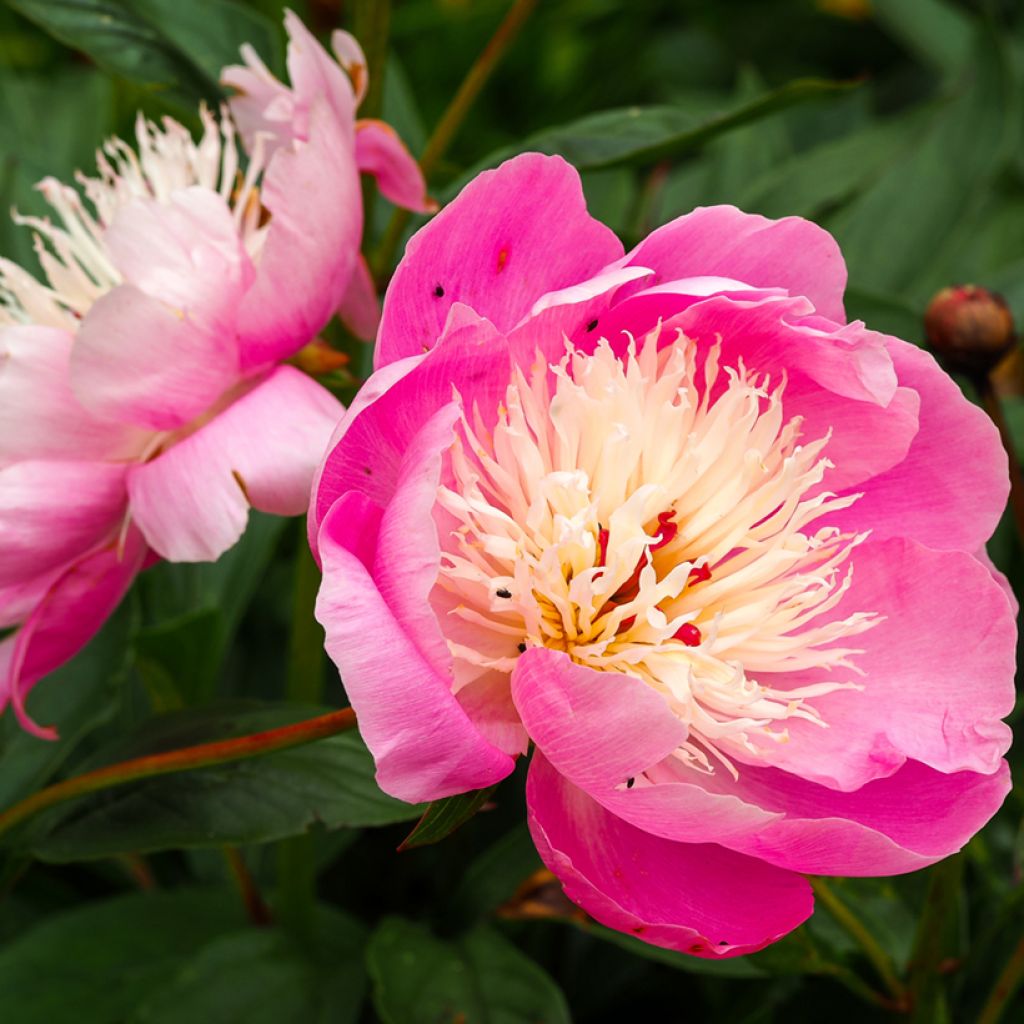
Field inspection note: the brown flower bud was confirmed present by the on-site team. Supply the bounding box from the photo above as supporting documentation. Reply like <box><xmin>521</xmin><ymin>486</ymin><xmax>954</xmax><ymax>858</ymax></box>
<box><xmin>924</xmin><ymin>285</ymin><xmax>1016</xmax><ymax>376</ymax></box>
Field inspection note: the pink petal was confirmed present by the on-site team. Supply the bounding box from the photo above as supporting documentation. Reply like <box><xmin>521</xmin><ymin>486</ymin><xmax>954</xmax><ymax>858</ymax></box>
<box><xmin>527</xmin><ymin>752</ymin><xmax>813</xmax><ymax>957</ymax></box>
<box><xmin>0</xmin><ymin>325</ymin><xmax>146</xmax><ymax>461</ymax></box>
<box><xmin>0</xmin><ymin>461</ymin><xmax>127</xmax><ymax>586</ymax></box>
<box><xmin>829</xmin><ymin>337</ymin><xmax>1009</xmax><ymax>552</ymax></box>
<box><xmin>1</xmin><ymin>526</ymin><xmax>147</xmax><ymax>738</ymax></box>
<box><xmin>510</xmin><ymin>647</ymin><xmax>779</xmax><ymax>845</ymax></box>
<box><xmin>745</xmin><ymin>537</ymin><xmax>1015</xmax><ymax>789</ymax></box>
<box><xmin>237</xmin><ymin>100</ymin><xmax>362</xmax><ymax>371</ymax></box>
<box><xmin>669</xmin><ymin>295</ymin><xmax>919</xmax><ymax>492</ymax></box>
<box><xmin>128</xmin><ymin>367</ymin><xmax>343</xmax><ymax>562</ymax></box>
<box><xmin>624</xmin><ymin>205</ymin><xmax>848</xmax><ymax>324</ymax></box>
<box><xmin>733</xmin><ymin>758</ymin><xmax>1011</xmax><ymax>876</ymax></box>
<box><xmin>356</xmin><ymin>119</ymin><xmax>434</xmax><ymax>213</ymax></box>
<box><xmin>71</xmin><ymin>284</ymin><xmax>240</xmax><ymax>432</ymax></box>
<box><xmin>311</xmin><ymin>306</ymin><xmax>510</xmax><ymax>546</ymax></box>
<box><xmin>224</xmin><ymin>10</ymin><xmax>358</xmax><ymax>154</ymax></box>
<box><xmin>337</xmin><ymin>253</ymin><xmax>381</xmax><ymax>341</ymax></box>
<box><xmin>375</xmin><ymin>154</ymin><xmax>623</xmax><ymax>368</ymax></box>
<box><xmin>315</xmin><ymin>491</ymin><xmax>514</xmax><ymax>802</ymax></box>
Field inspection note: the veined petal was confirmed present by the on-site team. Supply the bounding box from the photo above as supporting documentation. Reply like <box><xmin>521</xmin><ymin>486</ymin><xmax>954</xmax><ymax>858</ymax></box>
<box><xmin>128</xmin><ymin>367</ymin><xmax>343</xmax><ymax>562</ymax></box>
<box><xmin>527</xmin><ymin>753</ymin><xmax>813</xmax><ymax>957</ymax></box>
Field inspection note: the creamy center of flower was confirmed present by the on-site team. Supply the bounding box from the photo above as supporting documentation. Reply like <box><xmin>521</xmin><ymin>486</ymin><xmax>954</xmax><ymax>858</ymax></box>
<box><xmin>0</xmin><ymin>107</ymin><xmax>267</xmax><ymax>330</ymax></box>
<box><xmin>433</xmin><ymin>328</ymin><xmax>877</xmax><ymax>778</ymax></box>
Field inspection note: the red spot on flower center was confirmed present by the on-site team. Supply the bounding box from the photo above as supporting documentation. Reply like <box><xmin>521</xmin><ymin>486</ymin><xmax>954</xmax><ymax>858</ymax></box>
<box><xmin>597</xmin><ymin>527</ymin><xmax>610</xmax><ymax>567</ymax></box>
<box><xmin>650</xmin><ymin>511</ymin><xmax>677</xmax><ymax>552</ymax></box>
<box><xmin>687</xmin><ymin>563</ymin><xmax>712</xmax><ymax>586</ymax></box>
<box><xmin>673</xmin><ymin>622</ymin><xmax>702</xmax><ymax>646</ymax></box>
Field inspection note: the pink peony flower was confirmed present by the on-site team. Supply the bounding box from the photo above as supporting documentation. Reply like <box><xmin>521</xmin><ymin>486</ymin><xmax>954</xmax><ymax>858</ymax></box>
<box><xmin>0</xmin><ymin>13</ymin><xmax>426</xmax><ymax>736</ymax></box>
<box><xmin>311</xmin><ymin>153</ymin><xmax>1016</xmax><ymax>957</ymax></box>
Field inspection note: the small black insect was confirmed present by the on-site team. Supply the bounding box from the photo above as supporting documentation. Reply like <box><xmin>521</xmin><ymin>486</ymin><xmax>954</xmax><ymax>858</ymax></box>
<box><xmin>496</xmin><ymin>587</ymin><xmax>512</xmax><ymax>599</ymax></box>
<box><xmin>433</xmin><ymin>284</ymin><xmax>445</xmax><ymax>297</ymax></box>
<box><xmin>517</xmin><ymin>641</ymin><xmax>527</xmax><ymax>653</ymax></box>
<box><xmin>586</xmin><ymin>318</ymin><xmax>599</xmax><ymax>332</ymax></box>
<box><xmin>626</xmin><ymin>777</ymin><xmax>635</xmax><ymax>789</ymax></box>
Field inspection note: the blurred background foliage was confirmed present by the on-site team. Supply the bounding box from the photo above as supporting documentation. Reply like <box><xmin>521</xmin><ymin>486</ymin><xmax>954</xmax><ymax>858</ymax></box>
<box><xmin>1</xmin><ymin>0</ymin><xmax>1024</xmax><ymax>1021</ymax></box>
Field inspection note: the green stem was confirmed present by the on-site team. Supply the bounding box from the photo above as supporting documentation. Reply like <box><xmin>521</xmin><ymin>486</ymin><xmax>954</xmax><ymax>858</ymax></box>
<box><xmin>0</xmin><ymin>708</ymin><xmax>357</xmax><ymax>841</ymax></box>
<box><xmin>353</xmin><ymin>0</ymin><xmax>391</xmax><ymax>245</ymax></box>
<box><xmin>278</xmin><ymin>523</ymin><xmax>328</xmax><ymax>936</ymax></box>
<box><xmin>811</xmin><ymin>877</ymin><xmax>908</xmax><ymax>1008</ymax></box>
<box><xmin>977</xmin><ymin>933</ymin><xmax>1024</xmax><ymax>1024</ymax></box>
<box><xmin>372</xmin><ymin>0</ymin><xmax>538</xmax><ymax>280</ymax></box>
<box><xmin>224</xmin><ymin>846</ymin><xmax>272</xmax><ymax>926</ymax></box>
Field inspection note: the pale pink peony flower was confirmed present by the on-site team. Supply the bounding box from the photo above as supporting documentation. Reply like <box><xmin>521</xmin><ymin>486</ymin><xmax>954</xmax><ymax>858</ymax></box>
<box><xmin>311</xmin><ymin>153</ymin><xmax>1016</xmax><ymax>957</ymax></box>
<box><xmin>0</xmin><ymin>13</ymin><xmax>426</xmax><ymax>736</ymax></box>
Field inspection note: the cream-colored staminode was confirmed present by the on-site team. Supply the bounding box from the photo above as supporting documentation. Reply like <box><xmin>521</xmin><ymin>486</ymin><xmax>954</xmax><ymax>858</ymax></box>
<box><xmin>434</xmin><ymin>326</ymin><xmax>878</xmax><ymax>778</ymax></box>
<box><xmin>0</xmin><ymin>107</ymin><xmax>267</xmax><ymax>330</ymax></box>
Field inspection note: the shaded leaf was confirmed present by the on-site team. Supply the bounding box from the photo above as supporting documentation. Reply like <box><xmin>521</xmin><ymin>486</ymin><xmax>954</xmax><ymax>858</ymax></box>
<box><xmin>0</xmin><ymin>889</ymin><xmax>246</xmax><ymax>1023</ymax></box>
<box><xmin>25</xmin><ymin>703</ymin><xmax>422</xmax><ymax>860</ymax></box>
<box><xmin>136</xmin><ymin>907</ymin><xmax>367</xmax><ymax>1024</ymax></box>
<box><xmin>368</xmin><ymin>918</ymin><xmax>570</xmax><ymax>1024</ymax></box>
<box><xmin>399</xmin><ymin>785</ymin><xmax>496</xmax><ymax>850</ymax></box>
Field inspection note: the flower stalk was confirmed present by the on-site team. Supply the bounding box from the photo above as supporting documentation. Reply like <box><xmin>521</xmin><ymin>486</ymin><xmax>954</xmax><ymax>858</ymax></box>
<box><xmin>0</xmin><ymin>708</ymin><xmax>357</xmax><ymax>842</ymax></box>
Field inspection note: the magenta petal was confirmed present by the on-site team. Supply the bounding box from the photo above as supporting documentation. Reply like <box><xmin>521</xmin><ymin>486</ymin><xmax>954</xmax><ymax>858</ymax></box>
<box><xmin>511</xmin><ymin>648</ymin><xmax>777</xmax><ymax>845</ymax></box>
<box><xmin>376</xmin><ymin>153</ymin><xmax>623</xmax><ymax>368</ymax></box>
<box><xmin>0</xmin><ymin>461</ymin><xmax>127</xmax><ymax>587</ymax></box>
<box><xmin>128</xmin><ymin>367</ymin><xmax>343</xmax><ymax>562</ymax></box>
<box><xmin>311</xmin><ymin>307</ymin><xmax>510</xmax><ymax>543</ymax></box>
<box><xmin>1</xmin><ymin>526</ymin><xmax>147</xmax><ymax>738</ymax></box>
<box><xmin>754</xmin><ymin>537</ymin><xmax>1015</xmax><ymax>789</ymax></box>
<box><xmin>526</xmin><ymin>753</ymin><xmax>813</xmax><ymax>957</ymax></box>
<box><xmin>830</xmin><ymin>338</ymin><xmax>1009</xmax><ymax>552</ymax></box>
<box><xmin>315</xmin><ymin>493</ymin><xmax>514</xmax><ymax>802</ymax></box>
<box><xmin>625</xmin><ymin>205</ymin><xmax>848</xmax><ymax>324</ymax></box>
<box><xmin>237</xmin><ymin>100</ymin><xmax>362</xmax><ymax>372</ymax></box>
<box><xmin>736</xmin><ymin>758</ymin><xmax>1011</xmax><ymax>876</ymax></box>
<box><xmin>355</xmin><ymin>119</ymin><xmax>434</xmax><ymax>213</ymax></box>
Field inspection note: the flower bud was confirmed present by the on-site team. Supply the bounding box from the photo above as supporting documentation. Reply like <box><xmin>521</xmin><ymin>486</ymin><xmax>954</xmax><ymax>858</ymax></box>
<box><xmin>924</xmin><ymin>284</ymin><xmax>1016</xmax><ymax>376</ymax></box>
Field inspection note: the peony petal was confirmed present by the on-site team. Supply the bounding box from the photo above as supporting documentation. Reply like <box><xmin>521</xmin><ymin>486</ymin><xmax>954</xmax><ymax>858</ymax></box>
<box><xmin>237</xmin><ymin>100</ymin><xmax>362</xmax><ymax>371</ymax></box>
<box><xmin>128</xmin><ymin>367</ymin><xmax>343</xmax><ymax>562</ymax></box>
<box><xmin>0</xmin><ymin>324</ymin><xmax>147</xmax><ymax>461</ymax></box>
<box><xmin>311</xmin><ymin>306</ymin><xmax>510</xmax><ymax>544</ymax></box>
<box><xmin>511</xmin><ymin>647</ymin><xmax>779</xmax><ymax>845</ymax></box>
<box><xmin>0</xmin><ymin>461</ymin><xmax>127</xmax><ymax>586</ymax></box>
<box><xmin>376</xmin><ymin>153</ymin><xmax>623</xmax><ymax>368</ymax></box>
<box><xmin>744</xmin><ymin>537</ymin><xmax>1015</xmax><ymax>789</ymax></box>
<box><xmin>624</xmin><ymin>205</ymin><xmax>848</xmax><ymax>324</ymax></box>
<box><xmin>1</xmin><ymin>526</ymin><xmax>147</xmax><ymax>738</ymax></box>
<box><xmin>829</xmin><ymin>338</ymin><xmax>1009</xmax><ymax>552</ymax></box>
<box><xmin>733</xmin><ymin>758</ymin><xmax>1012</xmax><ymax>876</ymax></box>
<box><xmin>356</xmin><ymin>119</ymin><xmax>434</xmax><ymax>213</ymax></box>
<box><xmin>526</xmin><ymin>752</ymin><xmax>813</xmax><ymax>957</ymax></box>
<box><xmin>337</xmin><ymin>253</ymin><xmax>381</xmax><ymax>341</ymax></box>
<box><xmin>315</xmin><ymin>492</ymin><xmax>514</xmax><ymax>802</ymax></box>
<box><xmin>71</xmin><ymin>283</ymin><xmax>240</xmax><ymax>432</ymax></box>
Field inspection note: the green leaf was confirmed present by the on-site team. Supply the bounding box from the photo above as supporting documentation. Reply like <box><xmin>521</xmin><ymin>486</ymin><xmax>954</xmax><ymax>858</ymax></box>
<box><xmin>26</xmin><ymin>703</ymin><xmax>422</xmax><ymax>860</ymax></box>
<box><xmin>449</xmin><ymin>825</ymin><xmax>542</xmax><ymax>926</ymax></box>
<box><xmin>446</xmin><ymin>77</ymin><xmax>856</xmax><ymax>193</ymax></box>
<box><xmin>135</xmin><ymin>907</ymin><xmax>368</xmax><ymax>1024</ymax></box>
<box><xmin>871</xmin><ymin>0</ymin><xmax>973</xmax><ymax>73</ymax></box>
<box><xmin>0</xmin><ymin>599</ymin><xmax>137</xmax><ymax>810</ymax></box>
<box><xmin>399</xmin><ymin>785</ymin><xmax>496</xmax><ymax>850</ymax></box>
<box><xmin>130</xmin><ymin>0</ymin><xmax>280</xmax><ymax>84</ymax></box>
<box><xmin>0</xmin><ymin>889</ymin><xmax>246</xmax><ymax>1023</ymax></box>
<box><xmin>368</xmin><ymin>918</ymin><xmax>570</xmax><ymax>1024</ymax></box>
<box><xmin>5</xmin><ymin>0</ymin><xmax>217</xmax><ymax>107</ymax></box>
<box><xmin>827</xmin><ymin>27</ymin><xmax>1018</xmax><ymax>303</ymax></box>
